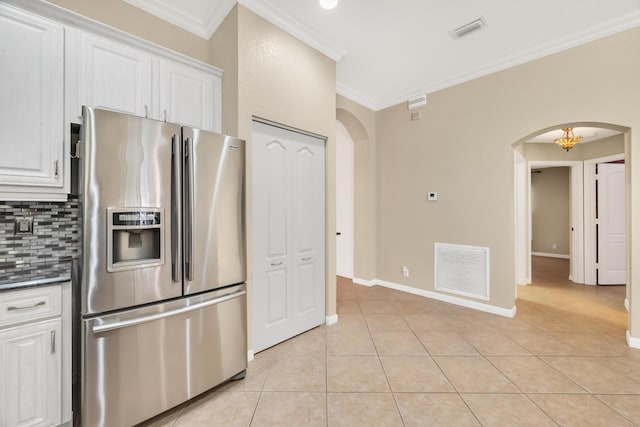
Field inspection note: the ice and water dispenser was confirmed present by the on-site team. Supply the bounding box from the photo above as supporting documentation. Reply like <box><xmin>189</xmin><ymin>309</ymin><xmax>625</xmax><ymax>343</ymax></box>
<box><xmin>106</xmin><ymin>208</ymin><xmax>165</xmax><ymax>272</ymax></box>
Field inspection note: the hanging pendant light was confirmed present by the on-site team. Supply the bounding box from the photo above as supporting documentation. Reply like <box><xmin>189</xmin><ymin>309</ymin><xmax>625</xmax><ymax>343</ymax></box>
<box><xmin>554</xmin><ymin>127</ymin><xmax>583</xmax><ymax>151</ymax></box>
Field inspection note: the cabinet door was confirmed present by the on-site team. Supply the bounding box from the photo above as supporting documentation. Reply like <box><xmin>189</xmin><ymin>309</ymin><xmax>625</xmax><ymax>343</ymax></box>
<box><xmin>0</xmin><ymin>6</ymin><xmax>64</xmax><ymax>193</ymax></box>
<box><xmin>72</xmin><ymin>28</ymin><xmax>153</xmax><ymax>118</ymax></box>
<box><xmin>158</xmin><ymin>59</ymin><xmax>221</xmax><ymax>132</ymax></box>
<box><xmin>0</xmin><ymin>318</ymin><xmax>62</xmax><ymax>427</ymax></box>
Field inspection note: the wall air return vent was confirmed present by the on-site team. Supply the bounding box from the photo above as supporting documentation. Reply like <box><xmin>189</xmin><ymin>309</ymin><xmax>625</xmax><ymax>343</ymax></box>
<box><xmin>449</xmin><ymin>17</ymin><xmax>487</xmax><ymax>39</ymax></box>
<box><xmin>435</xmin><ymin>242</ymin><xmax>489</xmax><ymax>300</ymax></box>
<box><xmin>407</xmin><ymin>95</ymin><xmax>427</xmax><ymax>110</ymax></box>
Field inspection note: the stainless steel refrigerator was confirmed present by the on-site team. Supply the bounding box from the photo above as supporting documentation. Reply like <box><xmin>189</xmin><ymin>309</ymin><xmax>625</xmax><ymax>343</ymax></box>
<box><xmin>74</xmin><ymin>107</ymin><xmax>247</xmax><ymax>426</ymax></box>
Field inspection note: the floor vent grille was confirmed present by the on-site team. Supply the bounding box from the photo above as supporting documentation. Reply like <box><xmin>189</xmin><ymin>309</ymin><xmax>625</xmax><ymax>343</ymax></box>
<box><xmin>435</xmin><ymin>242</ymin><xmax>489</xmax><ymax>300</ymax></box>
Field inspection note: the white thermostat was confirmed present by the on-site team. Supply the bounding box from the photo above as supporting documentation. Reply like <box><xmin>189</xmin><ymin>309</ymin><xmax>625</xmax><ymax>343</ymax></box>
<box><xmin>427</xmin><ymin>192</ymin><xmax>438</xmax><ymax>201</ymax></box>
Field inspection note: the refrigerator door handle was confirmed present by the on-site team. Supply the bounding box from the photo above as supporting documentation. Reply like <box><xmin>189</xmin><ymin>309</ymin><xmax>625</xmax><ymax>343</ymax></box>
<box><xmin>171</xmin><ymin>135</ymin><xmax>182</xmax><ymax>283</ymax></box>
<box><xmin>184</xmin><ymin>137</ymin><xmax>195</xmax><ymax>282</ymax></box>
<box><xmin>92</xmin><ymin>289</ymin><xmax>247</xmax><ymax>334</ymax></box>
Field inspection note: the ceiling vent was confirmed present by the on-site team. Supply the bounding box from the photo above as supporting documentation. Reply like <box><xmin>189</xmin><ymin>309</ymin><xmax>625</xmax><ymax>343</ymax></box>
<box><xmin>407</xmin><ymin>95</ymin><xmax>427</xmax><ymax>110</ymax></box>
<box><xmin>449</xmin><ymin>17</ymin><xmax>487</xmax><ymax>39</ymax></box>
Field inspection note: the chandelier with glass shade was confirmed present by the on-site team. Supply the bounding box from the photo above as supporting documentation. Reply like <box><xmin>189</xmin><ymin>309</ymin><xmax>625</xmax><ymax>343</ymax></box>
<box><xmin>554</xmin><ymin>128</ymin><xmax>583</xmax><ymax>151</ymax></box>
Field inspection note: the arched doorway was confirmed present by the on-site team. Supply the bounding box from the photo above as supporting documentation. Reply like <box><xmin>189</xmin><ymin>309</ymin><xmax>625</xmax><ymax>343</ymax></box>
<box><xmin>336</xmin><ymin>119</ymin><xmax>355</xmax><ymax>278</ymax></box>
<box><xmin>335</xmin><ymin>107</ymin><xmax>374</xmax><ymax>284</ymax></box>
<box><xmin>513</xmin><ymin>122</ymin><xmax>630</xmax><ymax>338</ymax></box>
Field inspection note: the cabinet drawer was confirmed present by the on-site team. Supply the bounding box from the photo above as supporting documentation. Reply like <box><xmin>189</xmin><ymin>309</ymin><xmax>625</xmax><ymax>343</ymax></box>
<box><xmin>0</xmin><ymin>285</ymin><xmax>62</xmax><ymax>328</ymax></box>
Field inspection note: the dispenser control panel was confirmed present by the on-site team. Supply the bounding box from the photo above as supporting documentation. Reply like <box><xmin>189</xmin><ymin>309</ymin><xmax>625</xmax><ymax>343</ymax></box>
<box><xmin>113</xmin><ymin>211</ymin><xmax>161</xmax><ymax>226</ymax></box>
<box><xmin>106</xmin><ymin>207</ymin><xmax>165</xmax><ymax>272</ymax></box>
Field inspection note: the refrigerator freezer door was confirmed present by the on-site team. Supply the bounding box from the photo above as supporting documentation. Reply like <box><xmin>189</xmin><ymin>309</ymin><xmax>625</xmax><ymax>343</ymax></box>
<box><xmin>80</xmin><ymin>284</ymin><xmax>247</xmax><ymax>427</ymax></box>
<box><xmin>183</xmin><ymin>128</ymin><xmax>246</xmax><ymax>295</ymax></box>
<box><xmin>81</xmin><ymin>107</ymin><xmax>182</xmax><ymax>315</ymax></box>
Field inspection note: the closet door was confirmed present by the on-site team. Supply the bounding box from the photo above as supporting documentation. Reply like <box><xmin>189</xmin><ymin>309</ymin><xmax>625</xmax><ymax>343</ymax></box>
<box><xmin>252</xmin><ymin>121</ymin><xmax>325</xmax><ymax>353</ymax></box>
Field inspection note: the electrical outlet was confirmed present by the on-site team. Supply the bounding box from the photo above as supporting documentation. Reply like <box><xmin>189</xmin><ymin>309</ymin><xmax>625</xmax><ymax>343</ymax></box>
<box><xmin>552</xmin><ymin>243</ymin><xmax>557</xmax><ymax>250</ymax></box>
<box><xmin>402</xmin><ymin>266</ymin><xmax>409</xmax><ymax>277</ymax></box>
<box><xmin>14</xmin><ymin>216</ymin><xmax>34</xmax><ymax>235</ymax></box>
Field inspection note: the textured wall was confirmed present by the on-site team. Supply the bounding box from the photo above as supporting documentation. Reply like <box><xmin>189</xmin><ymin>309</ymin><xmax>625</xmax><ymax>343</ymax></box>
<box><xmin>375</xmin><ymin>26</ymin><xmax>640</xmax><ymax>314</ymax></box>
<box><xmin>0</xmin><ymin>201</ymin><xmax>80</xmax><ymax>285</ymax></box>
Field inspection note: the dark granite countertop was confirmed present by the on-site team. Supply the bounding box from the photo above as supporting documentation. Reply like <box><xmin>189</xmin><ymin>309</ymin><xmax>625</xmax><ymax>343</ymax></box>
<box><xmin>0</xmin><ymin>274</ymin><xmax>71</xmax><ymax>292</ymax></box>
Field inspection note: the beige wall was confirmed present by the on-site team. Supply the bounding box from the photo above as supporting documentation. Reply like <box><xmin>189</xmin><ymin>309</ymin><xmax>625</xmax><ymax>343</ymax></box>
<box><xmin>208</xmin><ymin>5</ymin><xmax>338</xmax><ymax>348</ymax></box>
<box><xmin>336</xmin><ymin>95</ymin><xmax>377</xmax><ymax>281</ymax></box>
<box><xmin>235</xmin><ymin>6</ymin><xmax>337</xmax><ymax>346</ymax></box>
<box><xmin>375</xmin><ymin>26</ymin><xmax>640</xmax><ymax>325</ymax></box>
<box><xmin>523</xmin><ymin>134</ymin><xmax>624</xmax><ymax>161</ymax></box>
<box><xmin>531</xmin><ymin>168</ymin><xmax>570</xmax><ymax>255</ymax></box>
<box><xmin>47</xmin><ymin>0</ymin><xmax>210</xmax><ymax>62</ymax></box>
<box><xmin>209</xmin><ymin>6</ymin><xmax>239</xmax><ymax>136</ymax></box>
<box><xmin>581</xmin><ymin>135</ymin><xmax>625</xmax><ymax>160</ymax></box>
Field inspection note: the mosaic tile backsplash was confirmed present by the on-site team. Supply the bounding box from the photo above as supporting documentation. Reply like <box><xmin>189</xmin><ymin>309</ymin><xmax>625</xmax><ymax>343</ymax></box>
<box><xmin>0</xmin><ymin>200</ymin><xmax>80</xmax><ymax>285</ymax></box>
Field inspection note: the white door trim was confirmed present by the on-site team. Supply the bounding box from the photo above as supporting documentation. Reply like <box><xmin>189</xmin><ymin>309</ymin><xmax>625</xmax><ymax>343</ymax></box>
<box><xmin>584</xmin><ymin>154</ymin><xmax>625</xmax><ymax>285</ymax></box>
<box><xmin>527</xmin><ymin>161</ymin><xmax>584</xmax><ymax>284</ymax></box>
<box><xmin>514</xmin><ymin>151</ymin><xmax>530</xmax><ymax>287</ymax></box>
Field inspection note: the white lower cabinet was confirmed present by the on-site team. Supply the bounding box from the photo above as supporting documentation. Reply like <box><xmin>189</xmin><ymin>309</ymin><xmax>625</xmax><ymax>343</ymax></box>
<box><xmin>0</xmin><ymin>319</ymin><xmax>61</xmax><ymax>427</ymax></box>
<box><xmin>0</xmin><ymin>284</ymin><xmax>70</xmax><ymax>427</ymax></box>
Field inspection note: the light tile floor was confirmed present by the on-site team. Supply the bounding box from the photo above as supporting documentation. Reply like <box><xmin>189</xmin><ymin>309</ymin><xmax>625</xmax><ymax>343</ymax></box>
<box><xmin>142</xmin><ymin>257</ymin><xmax>639</xmax><ymax>426</ymax></box>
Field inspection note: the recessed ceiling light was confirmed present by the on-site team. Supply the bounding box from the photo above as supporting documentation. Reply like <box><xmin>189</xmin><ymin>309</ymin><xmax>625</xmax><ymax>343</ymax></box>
<box><xmin>319</xmin><ymin>0</ymin><xmax>338</xmax><ymax>10</ymax></box>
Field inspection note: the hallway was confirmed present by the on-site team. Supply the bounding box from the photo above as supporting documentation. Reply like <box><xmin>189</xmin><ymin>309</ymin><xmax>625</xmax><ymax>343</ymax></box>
<box><xmin>518</xmin><ymin>256</ymin><xmax>628</xmax><ymax>332</ymax></box>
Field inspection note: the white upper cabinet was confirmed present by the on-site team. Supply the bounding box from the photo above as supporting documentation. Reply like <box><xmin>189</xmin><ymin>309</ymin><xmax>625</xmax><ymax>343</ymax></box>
<box><xmin>1</xmin><ymin>2</ymin><xmax>223</xmax><ymax>201</ymax></box>
<box><xmin>158</xmin><ymin>59</ymin><xmax>221</xmax><ymax>133</ymax></box>
<box><xmin>66</xmin><ymin>27</ymin><xmax>153</xmax><ymax>119</ymax></box>
<box><xmin>0</xmin><ymin>5</ymin><xmax>65</xmax><ymax>200</ymax></box>
<box><xmin>66</xmin><ymin>27</ymin><xmax>222</xmax><ymax>133</ymax></box>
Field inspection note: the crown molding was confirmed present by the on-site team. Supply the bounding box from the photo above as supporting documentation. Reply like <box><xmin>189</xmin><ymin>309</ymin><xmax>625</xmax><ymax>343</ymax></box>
<box><xmin>377</xmin><ymin>8</ymin><xmax>640</xmax><ymax>110</ymax></box>
<box><xmin>2</xmin><ymin>0</ymin><xmax>222</xmax><ymax>75</ymax></box>
<box><xmin>123</xmin><ymin>0</ymin><xmax>235</xmax><ymax>40</ymax></box>
<box><xmin>239</xmin><ymin>0</ymin><xmax>346</xmax><ymax>61</ymax></box>
<box><xmin>202</xmin><ymin>0</ymin><xmax>237</xmax><ymax>39</ymax></box>
<box><xmin>336</xmin><ymin>82</ymin><xmax>381</xmax><ymax>112</ymax></box>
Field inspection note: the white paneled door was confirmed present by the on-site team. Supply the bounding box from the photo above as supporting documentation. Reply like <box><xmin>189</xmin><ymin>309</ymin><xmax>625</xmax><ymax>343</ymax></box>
<box><xmin>597</xmin><ymin>163</ymin><xmax>626</xmax><ymax>285</ymax></box>
<box><xmin>252</xmin><ymin>120</ymin><xmax>325</xmax><ymax>353</ymax></box>
<box><xmin>336</xmin><ymin>120</ymin><xmax>355</xmax><ymax>278</ymax></box>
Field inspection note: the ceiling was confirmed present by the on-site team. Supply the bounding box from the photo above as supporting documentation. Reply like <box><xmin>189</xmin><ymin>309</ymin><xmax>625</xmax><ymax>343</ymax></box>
<box><xmin>527</xmin><ymin>127</ymin><xmax>622</xmax><ymax>144</ymax></box>
<box><xmin>124</xmin><ymin>0</ymin><xmax>640</xmax><ymax>111</ymax></box>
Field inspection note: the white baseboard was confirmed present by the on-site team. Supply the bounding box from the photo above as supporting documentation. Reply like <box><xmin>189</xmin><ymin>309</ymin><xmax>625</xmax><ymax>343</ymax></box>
<box><xmin>374</xmin><ymin>279</ymin><xmax>517</xmax><ymax>318</ymax></box>
<box><xmin>625</xmin><ymin>298</ymin><xmax>629</xmax><ymax>312</ymax></box>
<box><xmin>247</xmin><ymin>349</ymin><xmax>254</xmax><ymax>362</ymax></box>
<box><xmin>532</xmin><ymin>252</ymin><xmax>570</xmax><ymax>259</ymax></box>
<box><xmin>626</xmin><ymin>330</ymin><xmax>640</xmax><ymax>349</ymax></box>
<box><xmin>326</xmin><ymin>314</ymin><xmax>339</xmax><ymax>325</ymax></box>
<box><xmin>353</xmin><ymin>277</ymin><xmax>376</xmax><ymax>287</ymax></box>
